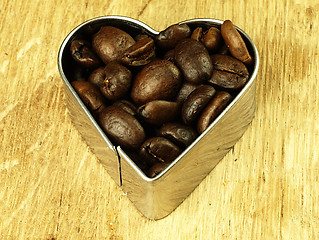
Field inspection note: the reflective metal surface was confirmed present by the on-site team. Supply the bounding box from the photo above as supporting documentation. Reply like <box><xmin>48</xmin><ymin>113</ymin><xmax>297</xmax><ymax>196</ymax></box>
<box><xmin>58</xmin><ymin>16</ymin><xmax>259</xmax><ymax>220</ymax></box>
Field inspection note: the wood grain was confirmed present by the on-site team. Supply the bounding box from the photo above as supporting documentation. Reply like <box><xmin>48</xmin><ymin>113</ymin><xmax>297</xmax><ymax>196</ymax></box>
<box><xmin>0</xmin><ymin>0</ymin><xmax>318</xmax><ymax>239</ymax></box>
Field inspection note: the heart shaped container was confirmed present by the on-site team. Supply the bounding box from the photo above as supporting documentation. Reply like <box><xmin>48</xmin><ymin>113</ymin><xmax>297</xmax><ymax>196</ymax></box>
<box><xmin>58</xmin><ymin>16</ymin><xmax>259</xmax><ymax>220</ymax></box>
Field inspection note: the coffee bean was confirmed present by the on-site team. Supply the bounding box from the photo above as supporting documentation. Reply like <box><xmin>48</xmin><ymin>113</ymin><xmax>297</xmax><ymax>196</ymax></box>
<box><xmin>163</xmin><ymin>49</ymin><xmax>175</xmax><ymax>63</ymax></box>
<box><xmin>121</xmin><ymin>37</ymin><xmax>155</xmax><ymax>66</ymax></box>
<box><xmin>208</xmin><ymin>54</ymin><xmax>249</xmax><ymax>90</ymax></box>
<box><xmin>175</xmin><ymin>82</ymin><xmax>202</xmax><ymax>104</ymax></box>
<box><xmin>137</xmin><ymin>100</ymin><xmax>180</xmax><ymax>126</ymax></box>
<box><xmin>99</xmin><ymin>62</ymin><xmax>132</xmax><ymax>101</ymax></box>
<box><xmin>197</xmin><ymin>91</ymin><xmax>232</xmax><ymax>134</ymax></box>
<box><xmin>147</xmin><ymin>161</ymin><xmax>171</xmax><ymax>178</ymax></box>
<box><xmin>174</xmin><ymin>38</ymin><xmax>213</xmax><ymax>84</ymax></box>
<box><xmin>181</xmin><ymin>85</ymin><xmax>216</xmax><ymax>125</ymax></box>
<box><xmin>201</xmin><ymin>27</ymin><xmax>223</xmax><ymax>53</ymax></box>
<box><xmin>221</xmin><ymin>20</ymin><xmax>252</xmax><ymax>65</ymax></box>
<box><xmin>70</xmin><ymin>39</ymin><xmax>102</xmax><ymax>68</ymax></box>
<box><xmin>191</xmin><ymin>27</ymin><xmax>203</xmax><ymax>41</ymax></box>
<box><xmin>112</xmin><ymin>100</ymin><xmax>137</xmax><ymax>116</ymax></box>
<box><xmin>131</xmin><ymin>60</ymin><xmax>182</xmax><ymax>106</ymax></box>
<box><xmin>155</xmin><ymin>23</ymin><xmax>191</xmax><ymax>50</ymax></box>
<box><xmin>88</xmin><ymin>67</ymin><xmax>105</xmax><ymax>87</ymax></box>
<box><xmin>71</xmin><ymin>81</ymin><xmax>105</xmax><ymax>113</ymax></box>
<box><xmin>92</xmin><ymin>26</ymin><xmax>136</xmax><ymax>64</ymax></box>
<box><xmin>139</xmin><ymin>137</ymin><xmax>182</xmax><ymax>165</ymax></box>
<box><xmin>159</xmin><ymin>123</ymin><xmax>198</xmax><ymax>148</ymax></box>
<box><xmin>98</xmin><ymin>105</ymin><xmax>146</xmax><ymax>150</ymax></box>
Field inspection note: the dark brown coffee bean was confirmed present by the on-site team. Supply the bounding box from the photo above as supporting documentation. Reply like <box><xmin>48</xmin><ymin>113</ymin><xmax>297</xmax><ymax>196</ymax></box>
<box><xmin>208</xmin><ymin>54</ymin><xmax>249</xmax><ymax>90</ymax></box>
<box><xmin>131</xmin><ymin>60</ymin><xmax>182</xmax><ymax>106</ymax></box>
<box><xmin>92</xmin><ymin>26</ymin><xmax>136</xmax><ymax>64</ymax></box>
<box><xmin>159</xmin><ymin>123</ymin><xmax>198</xmax><ymax>148</ymax></box>
<box><xmin>112</xmin><ymin>100</ymin><xmax>137</xmax><ymax>116</ymax></box>
<box><xmin>201</xmin><ymin>27</ymin><xmax>223</xmax><ymax>53</ymax></box>
<box><xmin>221</xmin><ymin>20</ymin><xmax>252</xmax><ymax>65</ymax></box>
<box><xmin>175</xmin><ymin>82</ymin><xmax>202</xmax><ymax>104</ymax></box>
<box><xmin>99</xmin><ymin>62</ymin><xmax>132</xmax><ymax>101</ymax></box>
<box><xmin>191</xmin><ymin>27</ymin><xmax>203</xmax><ymax>41</ymax></box>
<box><xmin>155</xmin><ymin>23</ymin><xmax>191</xmax><ymax>50</ymax></box>
<box><xmin>163</xmin><ymin>49</ymin><xmax>175</xmax><ymax>63</ymax></box>
<box><xmin>181</xmin><ymin>85</ymin><xmax>216</xmax><ymax>125</ymax></box>
<box><xmin>71</xmin><ymin>81</ymin><xmax>105</xmax><ymax>113</ymax></box>
<box><xmin>70</xmin><ymin>39</ymin><xmax>102</xmax><ymax>69</ymax></box>
<box><xmin>140</xmin><ymin>137</ymin><xmax>182</xmax><ymax>165</ymax></box>
<box><xmin>137</xmin><ymin>100</ymin><xmax>179</xmax><ymax>126</ymax></box>
<box><xmin>174</xmin><ymin>38</ymin><xmax>213</xmax><ymax>84</ymax></box>
<box><xmin>147</xmin><ymin>161</ymin><xmax>171</xmax><ymax>178</ymax></box>
<box><xmin>121</xmin><ymin>38</ymin><xmax>155</xmax><ymax>66</ymax></box>
<box><xmin>98</xmin><ymin>105</ymin><xmax>146</xmax><ymax>150</ymax></box>
<box><xmin>197</xmin><ymin>91</ymin><xmax>232</xmax><ymax>134</ymax></box>
<box><xmin>88</xmin><ymin>67</ymin><xmax>105</xmax><ymax>87</ymax></box>
<box><xmin>134</xmin><ymin>34</ymin><xmax>151</xmax><ymax>42</ymax></box>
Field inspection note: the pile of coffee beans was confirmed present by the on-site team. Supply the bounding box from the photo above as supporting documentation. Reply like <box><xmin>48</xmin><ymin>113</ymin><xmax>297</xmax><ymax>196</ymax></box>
<box><xmin>68</xmin><ymin>19</ymin><xmax>253</xmax><ymax>177</ymax></box>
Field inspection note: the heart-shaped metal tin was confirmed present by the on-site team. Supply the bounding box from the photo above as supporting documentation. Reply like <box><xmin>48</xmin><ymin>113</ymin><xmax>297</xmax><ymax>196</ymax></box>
<box><xmin>58</xmin><ymin>16</ymin><xmax>259</xmax><ymax>220</ymax></box>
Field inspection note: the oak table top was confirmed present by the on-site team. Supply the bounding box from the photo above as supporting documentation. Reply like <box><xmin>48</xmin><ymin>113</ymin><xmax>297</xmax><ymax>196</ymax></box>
<box><xmin>0</xmin><ymin>0</ymin><xmax>318</xmax><ymax>239</ymax></box>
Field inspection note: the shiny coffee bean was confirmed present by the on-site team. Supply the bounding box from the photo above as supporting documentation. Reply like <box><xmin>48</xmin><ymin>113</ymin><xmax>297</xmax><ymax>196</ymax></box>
<box><xmin>71</xmin><ymin>81</ymin><xmax>105</xmax><ymax>113</ymax></box>
<box><xmin>147</xmin><ymin>161</ymin><xmax>171</xmax><ymax>178</ymax></box>
<box><xmin>139</xmin><ymin>137</ymin><xmax>182</xmax><ymax>165</ymax></box>
<box><xmin>137</xmin><ymin>100</ymin><xmax>180</xmax><ymax>126</ymax></box>
<box><xmin>201</xmin><ymin>27</ymin><xmax>223</xmax><ymax>53</ymax></box>
<box><xmin>92</xmin><ymin>26</ymin><xmax>136</xmax><ymax>64</ymax></box>
<box><xmin>174</xmin><ymin>38</ymin><xmax>213</xmax><ymax>84</ymax></box>
<box><xmin>221</xmin><ymin>20</ymin><xmax>252</xmax><ymax>65</ymax></box>
<box><xmin>134</xmin><ymin>34</ymin><xmax>151</xmax><ymax>42</ymax></box>
<box><xmin>175</xmin><ymin>82</ymin><xmax>202</xmax><ymax>104</ymax></box>
<box><xmin>181</xmin><ymin>85</ymin><xmax>216</xmax><ymax>125</ymax></box>
<box><xmin>155</xmin><ymin>23</ymin><xmax>191</xmax><ymax>50</ymax></box>
<box><xmin>191</xmin><ymin>27</ymin><xmax>203</xmax><ymax>41</ymax></box>
<box><xmin>88</xmin><ymin>67</ymin><xmax>105</xmax><ymax>87</ymax></box>
<box><xmin>208</xmin><ymin>54</ymin><xmax>249</xmax><ymax>90</ymax></box>
<box><xmin>112</xmin><ymin>100</ymin><xmax>137</xmax><ymax>116</ymax></box>
<box><xmin>121</xmin><ymin>37</ymin><xmax>155</xmax><ymax>66</ymax></box>
<box><xmin>70</xmin><ymin>39</ymin><xmax>102</xmax><ymax>69</ymax></box>
<box><xmin>98</xmin><ymin>105</ymin><xmax>146</xmax><ymax>150</ymax></box>
<box><xmin>159</xmin><ymin>123</ymin><xmax>198</xmax><ymax>148</ymax></box>
<box><xmin>197</xmin><ymin>91</ymin><xmax>233</xmax><ymax>134</ymax></box>
<box><xmin>100</xmin><ymin>62</ymin><xmax>132</xmax><ymax>101</ymax></box>
<box><xmin>131</xmin><ymin>60</ymin><xmax>182</xmax><ymax>106</ymax></box>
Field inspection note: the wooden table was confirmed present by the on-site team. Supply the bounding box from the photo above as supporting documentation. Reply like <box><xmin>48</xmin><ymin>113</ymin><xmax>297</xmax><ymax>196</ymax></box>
<box><xmin>1</xmin><ymin>0</ymin><xmax>318</xmax><ymax>239</ymax></box>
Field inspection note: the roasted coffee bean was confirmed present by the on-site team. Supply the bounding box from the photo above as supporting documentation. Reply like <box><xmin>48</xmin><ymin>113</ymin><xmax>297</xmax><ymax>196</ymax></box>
<box><xmin>99</xmin><ymin>62</ymin><xmax>132</xmax><ymax>101</ymax></box>
<box><xmin>88</xmin><ymin>67</ymin><xmax>105</xmax><ymax>87</ymax></box>
<box><xmin>201</xmin><ymin>27</ymin><xmax>223</xmax><ymax>53</ymax></box>
<box><xmin>221</xmin><ymin>20</ymin><xmax>252</xmax><ymax>65</ymax></box>
<box><xmin>134</xmin><ymin>34</ymin><xmax>151</xmax><ymax>42</ymax></box>
<box><xmin>208</xmin><ymin>54</ymin><xmax>249</xmax><ymax>90</ymax></box>
<box><xmin>191</xmin><ymin>27</ymin><xmax>203</xmax><ymax>41</ymax></box>
<box><xmin>147</xmin><ymin>161</ymin><xmax>171</xmax><ymax>178</ymax></box>
<box><xmin>197</xmin><ymin>91</ymin><xmax>232</xmax><ymax>134</ymax></box>
<box><xmin>131</xmin><ymin>60</ymin><xmax>182</xmax><ymax>106</ymax></box>
<box><xmin>175</xmin><ymin>82</ymin><xmax>202</xmax><ymax>104</ymax></box>
<box><xmin>159</xmin><ymin>123</ymin><xmax>198</xmax><ymax>148</ymax></box>
<box><xmin>121</xmin><ymin>38</ymin><xmax>155</xmax><ymax>66</ymax></box>
<box><xmin>71</xmin><ymin>81</ymin><xmax>105</xmax><ymax>113</ymax></box>
<box><xmin>70</xmin><ymin>39</ymin><xmax>102</xmax><ymax>69</ymax></box>
<box><xmin>98</xmin><ymin>105</ymin><xmax>146</xmax><ymax>150</ymax></box>
<box><xmin>163</xmin><ymin>49</ymin><xmax>175</xmax><ymax>63</ymax></box>
<box><xmin>92</xmin><ymin>26</ymin><xmax>136</xmax><ymax>64</ymax></box>
<box><xmin>137</xmin><ymin>100</ymin><xmax>180</xmax><ymax>126</ymax></box>
<box><xmin>155</xmin><ymin>23</ymin><xmax>191</xmax><ymax>50</ymax></box>
<box><xmin>181</xmin><ymin>85</ymin><xmax>216</xmax><ymax>125</ymax></box>
<box><xmin>174</xmin><ymin>38</ymin><xmax>213</xmax><ymax>84</ymax></box>
<box><xmin>139</xmin><ymin>137</ymin><xmax>182</xmax><ymax>165</ymax></box>
<box><xmin>112</xmin><ymin>100</ymin><xmax>137</xmax><ymax>116</ymax></box>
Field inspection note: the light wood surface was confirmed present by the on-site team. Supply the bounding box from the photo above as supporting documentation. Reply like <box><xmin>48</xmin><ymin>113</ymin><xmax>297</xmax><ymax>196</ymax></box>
<box><xmin>1</xmin><ymin>0</ymin><xmax>318</xmax><ymax>239</ymax></box>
